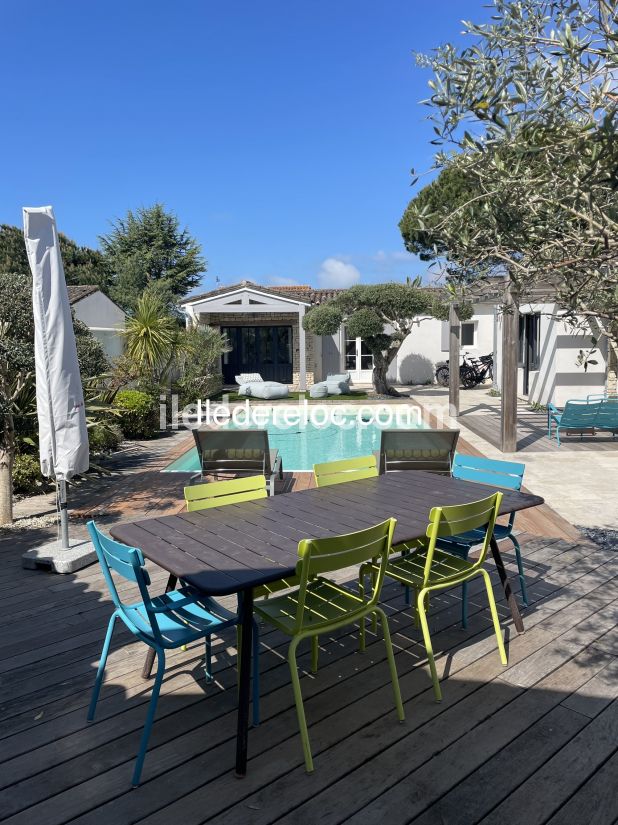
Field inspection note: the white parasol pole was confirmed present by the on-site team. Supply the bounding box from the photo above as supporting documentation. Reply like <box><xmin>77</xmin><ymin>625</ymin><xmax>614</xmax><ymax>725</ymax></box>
<box><xmin>23</xmin><ymin>206</ymin><xmax>90</xmax><ymax>558</ymax></box>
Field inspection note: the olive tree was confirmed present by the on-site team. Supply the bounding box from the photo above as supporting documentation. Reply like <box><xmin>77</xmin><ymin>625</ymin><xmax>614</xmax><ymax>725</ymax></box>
<box><xmin>405</xmin><ymin>0</ymin><xmax>618</xmax><ymax>381</ymax></box>
<box><xmin>303</xmin><ymin>283</ymin><xmax>448</xmax><ymax>395</ymax></box>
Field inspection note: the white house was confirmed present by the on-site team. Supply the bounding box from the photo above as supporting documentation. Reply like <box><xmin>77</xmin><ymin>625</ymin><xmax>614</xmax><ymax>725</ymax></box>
<box><xmin>496</xmin><ymin>302</ymin><xmax>609</xmax><ymax>407</ymax></box>
<box><xmin>67</xmin><ymin>285</ymin><xmax>126</xmax><ymax>361</ymax></box>
<box><xmin>181</xmin><ymin>280</ymin><xmax>611</xmax><ymax>405</ymax></box>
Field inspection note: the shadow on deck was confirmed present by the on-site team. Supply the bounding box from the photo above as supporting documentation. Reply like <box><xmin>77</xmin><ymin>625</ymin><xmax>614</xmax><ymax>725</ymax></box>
<box><xmin>0</xmin><ymin>532</ymin><xmax>616</xmax><ymax>824</ymax></box>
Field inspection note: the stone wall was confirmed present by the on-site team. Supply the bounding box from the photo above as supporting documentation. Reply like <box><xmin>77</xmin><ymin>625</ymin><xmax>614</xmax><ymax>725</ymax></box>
<box><xmin>198</xmin><ymin>312</ymin><xmax>318</xmax><ymax>388</ymax></box>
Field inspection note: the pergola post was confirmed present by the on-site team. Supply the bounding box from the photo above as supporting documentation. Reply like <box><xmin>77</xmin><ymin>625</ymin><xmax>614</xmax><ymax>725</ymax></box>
<box><xmin>448</xmin><ymin>303</ymin><xmax>461</xmax><ymax>417</ymax></box>
<box><xmin>298</xmin><ymin>304</ymin><xmax>307</xmax><ymax>391</ymax></box>
<box><xmin>500</xmin><ymin>282</ymin><xmax>519</xmax><ymax>452</ymax></box>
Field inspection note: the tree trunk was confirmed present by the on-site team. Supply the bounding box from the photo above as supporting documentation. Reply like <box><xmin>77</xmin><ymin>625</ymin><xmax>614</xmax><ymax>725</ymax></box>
<box><xmin>371</xmin><ymin>349</ymin><xmax>401</xmax><ymax>396</ymax></box>
<box><xmin>448</xmin><ymin>303</ymin><xmax>461</xmax><ymax>417</ymax></box>
<box><xmin>0</xmin><ymin>362</ymin><xmax>16</xmax><ymax>524</ymax></box>
<box><xmin>0</xmin><ymin>448</ymin><xmax>13</xmax><ymax>525</ymax></box>
<box><xmin>500</xmin><ymin>283</ymin><xmax>519</xmax><ymax>453</ymax></box>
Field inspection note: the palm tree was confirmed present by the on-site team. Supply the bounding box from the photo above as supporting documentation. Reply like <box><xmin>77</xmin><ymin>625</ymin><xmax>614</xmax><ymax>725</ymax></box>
<box><xmin>122</xmin><ymin>292</ymin><xmax>180</xmax><ymax>385</ymax></box>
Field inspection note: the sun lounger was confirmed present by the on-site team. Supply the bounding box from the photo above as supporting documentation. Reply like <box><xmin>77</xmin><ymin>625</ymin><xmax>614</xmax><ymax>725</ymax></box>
<box><xmin>235</xmin><ymin>373</ymin><xmax>289</xmax><ymax>400</ymax></box>
<box><xmin>379</xmin><ymin>429</ymin><xmax>460</xmax><ymax>475</ymax></box>
<box><xmin>192</xmin><ymin>427</ymin><xmax>283</xmax><ymax>495</ymax></box>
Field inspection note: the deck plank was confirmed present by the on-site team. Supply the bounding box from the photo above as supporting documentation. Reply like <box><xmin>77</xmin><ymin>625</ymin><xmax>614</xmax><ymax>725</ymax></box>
<box><xmin>544</xmin><ymin>748</ymin><xmax>618</xmax><ymax>825</ymax></box>
<box><xmin>477</xmin><ymin>699</ymin><xmax>618</xmax><ymax>825</ymax></box>
<box><xmin>64</xmin><ymin>551</ymin><xmax>617</xmax><ymax>825</ymax></box>
<box><xmin>0</xmin><ymin>527</ymin><xmax>615</xmax><ymax>825</ymax></box>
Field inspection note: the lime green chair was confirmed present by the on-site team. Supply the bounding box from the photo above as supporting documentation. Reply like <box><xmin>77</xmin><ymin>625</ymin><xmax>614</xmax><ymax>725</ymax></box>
<box><xmin>254</xmin><ymin>518</ymin><xmax>404</xmax><ymax>773</ymax></box>
<box><xmin>184</xmin><ymin>475</ymin><xmax>268</xmax><ymax>511</ymax></box>
<box><xmin>360</xmin><ymin>492</ymin><xmax>506</xmax><ymax>702</ymax></box>
<box><xmin>184</xmin><ymin>475</ymin><xmax>272</xmax><ymax>721</ymax></box>
<box><xmin>184</xmin><ymin>475</ymin><xmax>300</xmax><ymax>675</ymax></box>
<box><xmin>313</xmin><ymin>454</ymin><xmax>378</xmax><ymax>488</ymax></box>
<box><xmin>185</xmin><ymin>474</ymin><xmax>301</xmax><ymax>590</ymax></box>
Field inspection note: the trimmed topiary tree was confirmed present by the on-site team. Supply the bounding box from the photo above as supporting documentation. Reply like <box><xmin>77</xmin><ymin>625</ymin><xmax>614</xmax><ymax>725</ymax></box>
<box><xmin>303</xmin><ymin>283</ymin><xmax>447</xmax><ymax>396</ymax></box>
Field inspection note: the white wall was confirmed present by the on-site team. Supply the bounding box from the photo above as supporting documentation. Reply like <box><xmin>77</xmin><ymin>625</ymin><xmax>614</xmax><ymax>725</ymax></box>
<box><xmin>497</xmin><ymin>302</ymin><xmax>608</xmax><ymax>406</ymax></box>
<box><xmin>387</xmin><ymin>303</ymin><xmax>496</xmax><ymax>385</ymax></box>
<box><xmin>73</xmin><ymin>292</ymin><xmax>126</xmax><ymax>361</ymax></box>
<box><xmin>548</xmin><ymin>317</ymin><xmax>607</xmax><ymax>406</ymax></box>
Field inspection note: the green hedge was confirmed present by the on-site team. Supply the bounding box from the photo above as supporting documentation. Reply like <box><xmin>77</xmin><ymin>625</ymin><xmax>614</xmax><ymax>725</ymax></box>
<box><xmin>12</xmin><ymin>454</ymin><xmax>43</xmax><ymax>494</ymax></box>
<box><xmin>113</xmin><ymin>390</ymin><xmax>159</xmax><ymax>439</ymax></box>
<box><xmin>88</xmin><ymin>422</ymin><xmax>124</xmax><ymax>454</ymax></box>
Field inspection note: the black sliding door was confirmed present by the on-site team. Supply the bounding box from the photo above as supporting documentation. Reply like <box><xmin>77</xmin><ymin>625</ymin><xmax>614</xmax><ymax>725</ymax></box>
<box><xmin>221</xmin><ymin>326</ymin><xmax>293</xmax><ymax>384</ymax></box>
<box><xmin>518</xmin><ymin>313</ymin><xmax>540</xmax><ymax>395</ymax></box>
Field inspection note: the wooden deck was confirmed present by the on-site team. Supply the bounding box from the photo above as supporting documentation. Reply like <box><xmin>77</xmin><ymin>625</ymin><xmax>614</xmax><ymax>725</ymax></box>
<box><xmin>0</xmin><ymin>529</ymin><xmax>617</xmax><ymax>824</ymax></box>
<box><xmin>460</xmin><ymin>405</ymin><xmax>618</xmax><ymax>454</ymax></box>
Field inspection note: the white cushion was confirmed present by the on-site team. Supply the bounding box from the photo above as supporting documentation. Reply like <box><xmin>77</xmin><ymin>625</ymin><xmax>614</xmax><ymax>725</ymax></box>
<box><xmin>238</xmin><ymin>381</ymin><xmax>288</xmax><ymax>399</ymax></box>
<box><xmin>235</xmin><ymin>373</ymin><xmax>264</xmax><ymax>385</ymax></box>
<box><xmin>309</xmin><ymin>382</ymin><xmax>329</xmax><ymax>398</ymax></box>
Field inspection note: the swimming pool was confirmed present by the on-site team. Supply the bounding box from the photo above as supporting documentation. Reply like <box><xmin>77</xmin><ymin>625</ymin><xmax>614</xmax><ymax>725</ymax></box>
<box><xmin>164</xmin><ymin>410</ymin><xmax>423</xmax><ymax>472</ymax></box>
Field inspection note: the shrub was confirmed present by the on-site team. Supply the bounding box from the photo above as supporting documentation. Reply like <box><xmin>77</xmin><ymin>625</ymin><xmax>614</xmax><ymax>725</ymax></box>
<box><xmin>74</xmin><ymin>318</ymin><xmax>109</xmax><ymax>378</ymax></box>
<box><xmin>12</xmin><ymin>454</ymin><xmax>43</xmax><ymax>495</ymax></box>
<box><xmin>88</xmin><ymin>422</ymin><xmax>124</xmax><ymax>454</ymax></box>
<box><xmin>113</xmin><ymin>390</ymin><xmax>159</xmax><ymax>439</ymax></box>
<box><xmin>175</xmin><ymin>325</ymin><xmax>228</xmax><ymax>407</ymax></box>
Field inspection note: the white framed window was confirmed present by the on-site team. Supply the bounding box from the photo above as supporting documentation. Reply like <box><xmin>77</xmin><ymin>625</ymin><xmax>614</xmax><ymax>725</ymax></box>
<box><xmin>441</xmin><ymin>320</ymin><xmax>477</xmax><ymax>351</ymax></box>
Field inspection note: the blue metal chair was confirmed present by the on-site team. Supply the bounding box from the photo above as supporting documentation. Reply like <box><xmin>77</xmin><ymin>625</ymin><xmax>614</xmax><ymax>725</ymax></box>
<box><xmin>86</xmin><ymin>521</ymin><xmax>260</xmax><ymax>787</ymax></box>
<box><xmin>437</xmin><ymin>454</ymin><xmax>527</xmax><ymax>627</ymax></box>
<box><xmin>595</xmin><ymin>397</ymin><xmax>618</xmax><ymax>438</ymax></box>
<box><xmin>547</xmin><ymin>400</ymin><xmax>602</xmax><ymax>445</ymax></box>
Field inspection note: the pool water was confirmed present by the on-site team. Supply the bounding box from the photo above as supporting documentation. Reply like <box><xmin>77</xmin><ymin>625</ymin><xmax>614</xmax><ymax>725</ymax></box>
<box><xmin>164</xmin><ymin>413</ymin><xmax>423</xmax><ymax>473</ymax></box>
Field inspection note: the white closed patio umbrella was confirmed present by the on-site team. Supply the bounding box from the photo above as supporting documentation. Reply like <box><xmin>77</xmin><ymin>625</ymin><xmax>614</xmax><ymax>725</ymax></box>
<box><xmin>22</xmin><ymin>206</ymin><xmax>95</xmax><ymax>573</ymax></box>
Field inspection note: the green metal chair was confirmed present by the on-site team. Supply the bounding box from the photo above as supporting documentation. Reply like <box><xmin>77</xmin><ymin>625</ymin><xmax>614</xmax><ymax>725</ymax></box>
<box><xmin>185</xmin><ymin>475</ymin><xmax>301</xmax><ymax>662</ymax></box>
<box><xmin>187</xmin><ymin>476</ymin><xmax>301</xmax><ymax>597</ymax></box>
<box><xmin>185</xmin><ymin>475</ymin><xmax>286</xmax><ymax>595</ymax></box>
<box><xmin>360</xmin><ymin>492</ymin><xmax>506</xmax><ymax>702</ymax></box>
<box><xmin>313</xmin><ymin>454</ymin><xmax>378</xmax><ymax>487</ymax></box>
<box><xmin>254</xmin><ymin>518</ymin><xmax>404</xmax><ymax>773</ymax></box>
<box><xmin>184</xmin><ymin>475</ymin><xmax>268</xmax><ymax>511</ymax></box>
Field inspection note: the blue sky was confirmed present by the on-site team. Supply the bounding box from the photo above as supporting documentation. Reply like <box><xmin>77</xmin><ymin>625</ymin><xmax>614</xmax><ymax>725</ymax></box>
<box><xmin>1</xmin><ymin>1</ymin><xmax>486</xmax><ymax>294</ymax></box>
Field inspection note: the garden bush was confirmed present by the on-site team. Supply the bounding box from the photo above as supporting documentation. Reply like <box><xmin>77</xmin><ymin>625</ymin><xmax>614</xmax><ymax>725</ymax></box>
<box><xmin>88</xmin><ymin>422</ymin><xmax>124</xmax><ymax>454</ymax></box>
<box><xmin>112</xmin><ymin>390</ymin><xmax>159</xmax><ymax>439</ymax></box>
<box><xmin>12</xmin><ymin>454</ymin><xmax>43</xmax><ymax>494</ymax></box>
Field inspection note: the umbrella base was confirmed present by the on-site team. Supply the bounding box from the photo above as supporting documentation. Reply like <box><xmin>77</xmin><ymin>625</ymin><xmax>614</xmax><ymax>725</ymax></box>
<box><xmin>22</xmin><ymin>538</ymin><xmax>96</xmax><ymax>574</ymax></box>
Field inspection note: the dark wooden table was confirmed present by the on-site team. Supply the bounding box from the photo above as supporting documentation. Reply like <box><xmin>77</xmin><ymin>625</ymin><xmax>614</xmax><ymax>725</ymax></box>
<box><xmin>110</xmin><ymin>471</ymin><xmax>544</xmax><ymax>776</ymax></box>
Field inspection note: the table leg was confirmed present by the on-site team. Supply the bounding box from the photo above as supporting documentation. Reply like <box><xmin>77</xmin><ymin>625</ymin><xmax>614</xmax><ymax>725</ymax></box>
<box><xmin>142</xmin><ymin>574</ymin><xmax>177</xmax><ymax>678</ymax></box>
<box><xmin>490</xmin><ymin>536</ymin><xmax>524</xmax><ymax>634</ymax></box>
<box><xmin>235</xmin><ymin>587</ymin><xmax>254</xmax><ymax>777</ymax></box>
